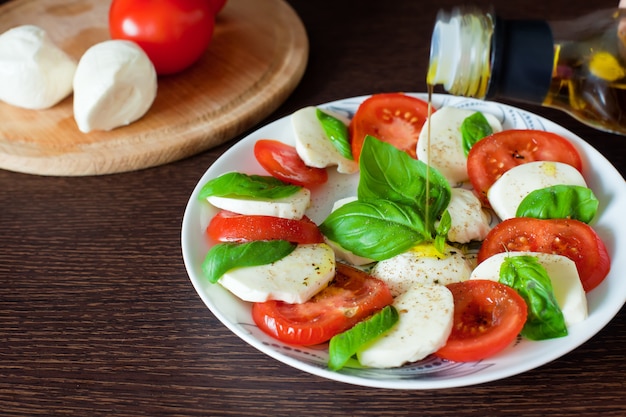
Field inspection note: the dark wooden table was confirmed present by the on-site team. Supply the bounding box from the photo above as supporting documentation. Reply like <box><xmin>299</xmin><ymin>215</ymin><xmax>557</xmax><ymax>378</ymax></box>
<box><xmin>1</xmin><ymin>0</ymin><xmax>625</xmax><ymax>416</ymax></box>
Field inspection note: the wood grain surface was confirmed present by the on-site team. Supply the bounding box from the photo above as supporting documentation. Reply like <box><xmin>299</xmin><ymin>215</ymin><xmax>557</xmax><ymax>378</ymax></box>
<box><xmin>0</xmin><ymin>0</ymin><xmax>624</xmax><ymax>416</ymax></box>
<box><xmin>0</xmin><ymin>0</ymin><xmax>308</xmax><ymax>176</ymax></box>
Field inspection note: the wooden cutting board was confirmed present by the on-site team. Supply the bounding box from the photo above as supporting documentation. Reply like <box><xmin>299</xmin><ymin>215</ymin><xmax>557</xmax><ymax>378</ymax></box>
<box><xmin>0</xmin><ymin>0</ymin><xmax>308</xmax><ymax>176</ymax></box>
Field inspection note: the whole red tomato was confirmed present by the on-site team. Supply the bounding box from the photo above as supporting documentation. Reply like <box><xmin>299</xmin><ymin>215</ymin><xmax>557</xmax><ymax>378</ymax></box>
<box><xmin>208</xmin><ymin>0</ymin><xmax>228</xmax><ymax>15</ymax></box>
<box><xmin>109</xmin><ymin>0</ymin><xmax>216</xmax><ymax>75</ymax></box>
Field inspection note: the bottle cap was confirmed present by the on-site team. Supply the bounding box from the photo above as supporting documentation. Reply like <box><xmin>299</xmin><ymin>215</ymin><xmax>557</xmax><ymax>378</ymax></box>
<box><xmin>487</xmin><ymin>18</ymin><xmax>554</xmax><ymax>103</ymax></box>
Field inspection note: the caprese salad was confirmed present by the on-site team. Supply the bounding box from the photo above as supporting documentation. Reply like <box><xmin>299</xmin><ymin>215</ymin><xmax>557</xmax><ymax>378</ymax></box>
<box><xmin>196</xmin><ymin>92</ymin><xmax>611</xmax><ymax>371</ymax></box>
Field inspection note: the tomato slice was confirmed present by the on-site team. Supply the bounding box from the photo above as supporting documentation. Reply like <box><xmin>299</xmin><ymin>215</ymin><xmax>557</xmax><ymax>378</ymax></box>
<box><xmin>349</xmin><ymin>93</ymin><xmax>430</xmax><ymax>162</ymax></box>
<box><xmin>254</xmin><ymin>139</ymin><xmax>328</xmax><ymax>187</ymax></box>
<box><xmin>477</xmin><ymin>217</ymin><xmax>610</xmax><ymax>292</ymax></box>
<box><xmin>251</xmin><ymin>263</ymin><xmax>394</xmax><ymax>345</ymax></box>
<box><xmin>467</xmin><ymin>129</ymin><xmax>583</xmax><ymax>205</ymax></box>
<box><xmin>435</xmin><ymin>280</ymin><xmax>528</xmax><ymax>362</ymax></box>
<box><xmin>207</xmin><ymin>210</ymin><xmax>324</xmax><ymax>244</ymax></box>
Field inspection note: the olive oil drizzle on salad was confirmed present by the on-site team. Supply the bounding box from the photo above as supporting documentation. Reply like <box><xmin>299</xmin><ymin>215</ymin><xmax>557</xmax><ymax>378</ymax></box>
<box><xmin>425</xmin><ymin>84</ymin><xmax>434</xmax><ymax>235</ymax></box>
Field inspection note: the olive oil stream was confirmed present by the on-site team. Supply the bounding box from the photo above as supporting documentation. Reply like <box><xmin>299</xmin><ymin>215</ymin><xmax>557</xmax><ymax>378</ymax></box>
<box><xmin>425</xmin><ymin>83</ymin><xmax>434</xmax><ymax>234</ymax></box>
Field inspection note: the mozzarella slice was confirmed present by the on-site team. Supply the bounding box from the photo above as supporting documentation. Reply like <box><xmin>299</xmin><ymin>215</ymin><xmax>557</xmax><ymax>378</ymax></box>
<box><xmin>291</xmin><ymin>106</ymin><xmax>358</xmax><ymax>174</ymax></box>
<box><xmin>73</xmin><ymin>40</ymin><xmax>157</xmax><ymax>133</ymax></box>
<box><xmin>446</xmin><ymin>187</ymin><xmax>493</xmax><ymax>243</ymax></box>
<box><xmin>357</xmin><ymin>284</ymin><xmax>454</xmax><ymax>368</ymax></box>
<box><xmin>331</xmin><ymin>196</ymin><xmax>357</xmax><ymax>210</ymax></box>
<box><xmin>323</xmin><ymin>237</ymin><xmax>375</xmax><ymax>266</ymax></box>
<box><xmin>470</xmin><ymin>252</ymin><xmax>588</xmax><ymax>327</ymax></box>
<box><xmin>487</xmin><ymin>161</ymin><xmax>587</xmax><ymax>221</ymax></box>
<box><xmin>207</xmin><ymin>187</ymin><xmax>310</xmax><ymax>220</ymax></box>
<box><xmin>0</xmin><ymin>25</ymin><xmax>76</xmax><ymax>109</ymax></box>
<box><xmin>416</xmin><ymin>107</ymin><xmax>502</xmax><ymax>185</ymax></box>
<box><xmin>219</xmin><ymin>243</ymin><xmax>336</xmax><ymax>303</ymax></box>
<box><xmin>371</xmin><ymin>243</ymin><xmax>472</xmax><ymax>296</ymax></box>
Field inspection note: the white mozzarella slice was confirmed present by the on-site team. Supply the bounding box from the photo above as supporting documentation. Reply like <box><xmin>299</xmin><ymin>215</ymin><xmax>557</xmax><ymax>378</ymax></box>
<box><xmin>73</xmin><ymin>40</ymin><xmax>157</xmax><ymax>133</ymax></box>
<box><xmin>487</xmin><ymin>161</ymin><xmax>587</xmax><ymax>221</ymax></box>
<box><xmin>357</xmin><ymin>284</ymin><xmax>454</xmax><ymax>368</ymax></box>
<box><xmin>331</xmin><ymin>196</ymin><xmax>358</xmax><ymax>210</ymax></box>
<box><xmin>219</xmin><ymin>243</ymin><xmax>336</xmax><ymax>303</ymax></box>
<box><xmin>207</xmin><ymin>187</ymin><xmax>310</xmax><ymax>220</ymax></box>
<box><xmin>0</xmin><ymin>25</ymin><xmax>76</xmax><ymax>109</ymax></box>
<box><xmin>470</xmin><ymin>252</ymin><xmax>588</xmax><ymax>327</ymax></box>
<box><xmin>291</xmin><ymin>106</ymin><xmax>358</xmax><ymax>174</ymax></box>
<box><xmin>371</xmin><ymin>243</ymin><xmax>472</xmax><ymax>296</ymax></box>
<box><xmin>446</xmin><ymin>187</ymin><xmax>493</xmax><ymax>243</ymax></box>
<box><xmin>416</xmin><ymin>107</ymin><xmax>502</xmax><ymax>185</ymax></box>
<box><xmin>323</xmin><ymin>237</ymin><xmax>375</xmax><ymax>266</ymax></box>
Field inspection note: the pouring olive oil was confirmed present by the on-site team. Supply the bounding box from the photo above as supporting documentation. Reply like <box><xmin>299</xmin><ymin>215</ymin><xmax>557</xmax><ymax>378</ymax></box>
<box><xmin>427</xmin><ymin>7</ymin><xmax>626</xmax><ymax>136</ymax></box>
<box><xmin>424</xmin><ymin>83</ymin><xmax>434</xmax><ymax>235</ymax></box>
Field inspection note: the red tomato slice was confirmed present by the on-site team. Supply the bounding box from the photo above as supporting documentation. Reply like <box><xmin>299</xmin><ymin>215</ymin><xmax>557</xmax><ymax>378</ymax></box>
<box><xmin>467</xmin><ymin>129</ymin><xmax>583</xmax><ymax>205</ymax></box>
<box><xmin>477</xmin><ymin>218</ymin><xmax>611</xmax><ymax>292</ymax></box>
<box><xmin>251</xmin><ymin>263</ymin><xmax>394</xmax><ymax>345</ymax></box>
<box><xmin>207</xmin><ymin>210</ymin><xmax>324</xmax><ymax>244</ymax></box>
<box><xmin>349</xmin><ymin>93</ymin><xmax>430</xmax><ymax>162</ymax></box>
<box><xmin>435</xmin><ymin>280</ymin><xmax>527</xmax><ymax>362</ymax></box>
<box><xmin>254</xmin><ymin>139</ymin><xmax>328</xmax><ymax>187</ymax></box>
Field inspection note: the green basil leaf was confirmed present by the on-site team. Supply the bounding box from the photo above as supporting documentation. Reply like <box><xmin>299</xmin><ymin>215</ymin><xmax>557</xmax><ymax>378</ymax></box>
<box><xmin>499</xmin><ymin>255</ymin><xmax>568</xmax><ymax>340</ymax></box>
<box><xmin>316</xmin><ymin>108</ymin><xmax>353</xmax><ymax>160</ymax></box>
<box><xmin>328</xmin><ymin>305</ymin><xmax>399</xmax><ymax>371</ymax></box>
<box><xmin>461</xmin><ymin>111</ymin><xmax>493</xmax><ymax>156</ymax></box>
<box><xmin>198</xmin><ymin>172</ymin><xmax>301</xmax><ymax>201</ymax></box>
<box><xmin>319</xmin><ymin>199</ymin><xmax>430</xmax><ymax>261</ymax></box>
<box><xmin>357</xmin><ymin>135</ymin><xmax>451</xmax><ymax>236</ymax></box>
<box><xmin>434</xmin><ymin>209</ymin><xmax>452</xmax><ymax>254</ymax></box>
<box><xmin>202</xmin><ymin>240</ymin><xmax>297</xmax><ymax>283</ymax></box>
<box><xmin>516</xmin><ymin>185</ymin><xmax>599</xmax><ymax>223</ymax></box>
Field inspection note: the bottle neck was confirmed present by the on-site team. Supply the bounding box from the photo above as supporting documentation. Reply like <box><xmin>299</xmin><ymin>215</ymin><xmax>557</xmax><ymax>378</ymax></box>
<box><xmin>428</xmin><ymin>8</ymin><xmax>555</xmax><ymax>104</ymax></box>
<box><xmin>427</xmin><ymin>8</ymin><xmax>493</xmax><ymax>98</ymax></box>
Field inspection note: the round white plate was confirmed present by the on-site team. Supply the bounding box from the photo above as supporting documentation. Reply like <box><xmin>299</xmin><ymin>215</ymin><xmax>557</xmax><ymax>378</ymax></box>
<box><xmin>181</xmin><ymin>93</ymin><xmax>626</xmax><ymax>389</ymax></box>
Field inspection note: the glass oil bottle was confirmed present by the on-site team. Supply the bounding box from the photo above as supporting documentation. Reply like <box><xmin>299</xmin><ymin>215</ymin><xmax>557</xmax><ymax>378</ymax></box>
<box><xmin>428</xmin><ymin>7</ymin><xmax>626</xmax><ymax>135</ymax></box>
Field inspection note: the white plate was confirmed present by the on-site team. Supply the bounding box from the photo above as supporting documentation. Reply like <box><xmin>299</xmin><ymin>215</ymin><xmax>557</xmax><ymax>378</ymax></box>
<box><xmin>181</xmin><ymin>93</ymin><xmax>626</xmax><ymax>389</ymax></box>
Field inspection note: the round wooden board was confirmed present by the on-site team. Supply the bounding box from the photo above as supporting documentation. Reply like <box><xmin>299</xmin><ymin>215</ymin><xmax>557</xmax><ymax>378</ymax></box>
<box><xmin>0</xmin><ymin>0</ymin><xmax>308</xmax><ymax>176</ymax></box>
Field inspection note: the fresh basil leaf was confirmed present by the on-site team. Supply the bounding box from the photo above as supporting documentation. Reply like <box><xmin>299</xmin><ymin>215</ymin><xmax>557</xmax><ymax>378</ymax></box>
<box><xmin>434</xmin><ymin>209</ymin><xmax>452</xmax><ymax>254</ymax></box>
<box><xmin>328</xmin><ymin>305</ymin><xmax>399</xmax><ymax>371</ymax></box>
<box><xmin>461</xmin><ymin>111</ymin><xmax>493</xmax><ymax>156</ymax></box>
<box><xmin>198</xmin><ymin>172</ymin><xmax>301</xmax><ymax>201</ymax></box>
<box><xmin>516</xmin><ymin>185</ymin><xmax>599</xmax><ymax>223</ymax></box>
<box><xmin>319</xmin><ymin>198</ymin><xmax>431</xmax><ymax>261</ymax></box>
<box><xmin>499</xmin><ymin>255</ymin><xmax>568</xmax><ymax>340</ymax></box>
<box><xmin>316</xmin><ymin>108</ymin><xmax>353</xmax><ymax>160</ymax></box>
<box><xmin>320</xmin><ymin>135</ymin><xmax>453</xmax><ymax>259</ymax></box>
<box><xmin>202</xmin><ymin>240</ymin><xmax>297</xmax><ymax>283</ymax></box>
<box><xmin>357</xmin><ymin>135</ymin><xmax>451</xmax><ymax>236</ymax></box>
